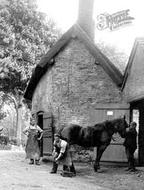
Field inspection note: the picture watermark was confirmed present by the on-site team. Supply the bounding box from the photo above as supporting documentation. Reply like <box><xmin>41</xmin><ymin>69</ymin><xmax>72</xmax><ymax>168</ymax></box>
<box><xmin>97</xmin><ymin>9</ymin><xmax>134</xmax><ymax>31</ymax></box>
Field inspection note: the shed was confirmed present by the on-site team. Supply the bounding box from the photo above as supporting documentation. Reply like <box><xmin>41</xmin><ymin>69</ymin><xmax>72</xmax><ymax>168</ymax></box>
<box><xmin>24</xmin><ymin>0</ymin><xmax>129</xmax><ymax>163</ymax></box>
<box><xmin>122</xmin><ymin>38</ymin><xmax>144</xmax><ymax>165</ymax></box>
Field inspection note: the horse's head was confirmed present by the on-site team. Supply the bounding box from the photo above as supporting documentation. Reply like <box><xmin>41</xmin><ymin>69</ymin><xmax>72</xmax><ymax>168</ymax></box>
<box><xmin>114</xmin><ymin>115</ymin><xmax>128</xmax><ymax>138</ymax></box>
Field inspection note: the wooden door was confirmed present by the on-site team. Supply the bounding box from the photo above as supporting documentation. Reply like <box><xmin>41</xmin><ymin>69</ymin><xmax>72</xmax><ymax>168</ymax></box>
<box><xmin>93</xmin><ymin>106</ymin><xmax>129</xmax><ymax>163</ymax></box>
<box><xmin>42</xmin><ymin>112</ymin><xmax>54</xmax><ymax>156</ymax></box>
<box><xmin>37</xmin><ymin>112</ymin><xmax>43</xmax><ymax>157</ymax></box>
<box><xmin>130</xmin><ymin>100</ymin><xmax>144</xmax><ymax>165</ymax></box>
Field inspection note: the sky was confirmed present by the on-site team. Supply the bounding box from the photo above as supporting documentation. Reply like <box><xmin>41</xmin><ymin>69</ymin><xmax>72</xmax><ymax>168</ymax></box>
<box><xmin>37</xmin><ymin>0</ymin><xmax>144</xmax><ymax>57</ymax></box>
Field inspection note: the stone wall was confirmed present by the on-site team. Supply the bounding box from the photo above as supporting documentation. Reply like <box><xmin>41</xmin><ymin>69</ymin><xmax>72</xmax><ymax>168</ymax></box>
<box><xmin>32</xmin><ymin>39</ymin><xmax>129</xmax><ymax>162</ymax></box>
<box><xmin>32</xmin><ymin>39</ymin><xmax>126</xmax><ymax>128</ymax></box>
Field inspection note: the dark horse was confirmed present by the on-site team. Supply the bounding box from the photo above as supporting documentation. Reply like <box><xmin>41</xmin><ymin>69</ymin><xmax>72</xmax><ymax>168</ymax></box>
<box><xmin>58</xmin><ymin>116</ymin><xmax>128</xmax><ymax>172</ymax></box>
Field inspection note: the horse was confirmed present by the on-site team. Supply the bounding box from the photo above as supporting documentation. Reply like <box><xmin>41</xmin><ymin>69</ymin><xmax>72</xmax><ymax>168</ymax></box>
<box><xmin>58</xmin><ymin>116</ymin><xmax>128</xmax><ymax>172</ymax></box>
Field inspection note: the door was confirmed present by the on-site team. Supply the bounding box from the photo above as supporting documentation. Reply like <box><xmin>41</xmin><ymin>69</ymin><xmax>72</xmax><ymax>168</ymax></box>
<box><xmin>93</xmin><ymin>106</ymin><xmax>129</xmax><ymax>163</ymax></box>
<box><xmin>101</xmin><ymin>109</ymin><xmax>129</xmax><ymax>162</ymax></box>
<box><xmin>37</xmin><ymin>112</ymin><xmax>43</xmax><ymax>157</ymax></box>
<box><xmin>130</xmin><ymin>100</ymin><xmax>144</xmax><ymax>165</ymax></box>
<box><xmin>37</xmin><ymin>112</ymin><xmax>54</xmax><ymax>156</ymax></box>
<box><xmin>43</xmin><ymin>112</ymin><xmax>54</xmax><ymax>156</ymax></box>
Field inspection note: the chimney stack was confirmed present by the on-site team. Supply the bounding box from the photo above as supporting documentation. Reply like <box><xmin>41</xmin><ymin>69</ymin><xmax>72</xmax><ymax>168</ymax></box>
<box><xmin>77</xmin><ymin>0</ymin><xmax>95</xmax><ymax>41</ymax></box>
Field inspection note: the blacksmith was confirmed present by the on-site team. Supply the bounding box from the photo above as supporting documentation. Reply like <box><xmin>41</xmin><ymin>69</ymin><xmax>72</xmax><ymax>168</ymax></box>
<box><xmin>123</xmin><ymin>121</ymin><xmax>137</xmax><ymax>172</ymax></box>
<box><xmin>50</xmin><ymin>133</ymin><xmax>76</xmax><ymax>176</ymax></box>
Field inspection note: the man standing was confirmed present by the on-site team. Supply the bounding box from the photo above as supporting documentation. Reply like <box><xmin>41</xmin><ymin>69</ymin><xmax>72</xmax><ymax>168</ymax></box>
<box><xmin>50</xmin><ymin>133</ymin><xmax>76</xmax><ymax>176</ymax></box>
<box><xmin>123</xmin><ymin>121</ymin><xmax>137</xmax><ymax>172</ymax></box>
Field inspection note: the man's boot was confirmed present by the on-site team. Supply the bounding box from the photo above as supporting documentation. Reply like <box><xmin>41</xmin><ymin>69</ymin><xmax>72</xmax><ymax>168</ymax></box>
<box><xmin>35</xmin><ymin>159</ymin><xmax>40</xmax><ymax>165</ymax></box>
<box><xmin>129</xmin><ymin>160</ymin><xmax>136</xmax><ymax>172</ymax></box>
<box><xmin>125</xmin><ymin>161</ymin><xmax>132</xmax><ymax>171</ymax></box>
<box><xmin>50</xmin><ymin>162</ymin><xmax>58</xmax><ymax>174</ymax></box>
<box><xmin>63</xmin><ymin>165</ymin><xmax>69</xmax><ymax>171</ymax></box>
<box><xmin>70</xmin><ymin>163</ymin><xmax>76</xmax><ymax>175</ymax></box>
<box><xmin>29</xmin><ymin>159</ymin><xmax>34</xmax><ymax>165</ymax></box>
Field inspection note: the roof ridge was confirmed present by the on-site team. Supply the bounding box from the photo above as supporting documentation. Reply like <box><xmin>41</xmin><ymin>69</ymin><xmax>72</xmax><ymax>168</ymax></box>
<box><xmin>24</xmin><ymin>23</ymin><xmax>123</xmax><ymax>100</ymax></box>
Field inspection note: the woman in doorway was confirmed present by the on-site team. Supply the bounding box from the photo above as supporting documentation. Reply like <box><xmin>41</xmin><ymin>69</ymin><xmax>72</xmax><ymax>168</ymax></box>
<box><xmin>23</xmin><ymin>114</ymin><xmax>43</xmax><ymax>165</ymax></box>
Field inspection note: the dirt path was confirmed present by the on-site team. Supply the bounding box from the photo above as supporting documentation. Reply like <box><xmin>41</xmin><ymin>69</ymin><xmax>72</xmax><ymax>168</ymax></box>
<box><xmin>0</xmin><ymin>150</ymin><xmax>144</xmax><ymax>190</ymax></box>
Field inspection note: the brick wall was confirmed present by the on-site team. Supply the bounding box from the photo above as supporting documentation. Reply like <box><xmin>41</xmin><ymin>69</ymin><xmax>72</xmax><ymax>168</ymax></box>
<box><xmin>32</xmin><ymin>39</ymin><xmax>128</xmax><ymax>162</ymax></box>
<box><xmin>32</xmin><ymin>39</ymin><xmax>126</xmax><ymax>128</ymax></box>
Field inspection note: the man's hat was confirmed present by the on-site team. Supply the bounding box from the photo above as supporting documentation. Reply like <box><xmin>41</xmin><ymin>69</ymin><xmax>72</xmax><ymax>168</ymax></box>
<box><xmin>130</xmin><ymin>121</ymin><xmax>137</xmax><ymax>126</ymax></box>
<box><xmin>54</xmin><ymin>133</ymin><xmax>61</xmax><ymax>138</ymax></box>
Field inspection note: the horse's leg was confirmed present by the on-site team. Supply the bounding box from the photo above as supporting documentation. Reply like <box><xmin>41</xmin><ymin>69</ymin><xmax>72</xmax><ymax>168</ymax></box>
<box><xmin>70</xmin><ymin>162</ymin><xmax>76</xmax><ymax>175</ymax></box>
<box><xmin>94</xmin><ymin>145</ymin><xmax>108</xmax><ymax>172</ymax></box>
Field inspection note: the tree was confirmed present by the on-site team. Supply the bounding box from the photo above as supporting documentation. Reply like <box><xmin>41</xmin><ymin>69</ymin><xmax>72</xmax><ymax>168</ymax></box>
<box><xmin>97</xmin><ymin>41</ymin><xmax>128</xmax><ymax>74</ymax></box>
<box><xmin>0</xmin><ymin>0</ymin><xmax>60</xmax><ymax>81</ymax></box>
<box><xmin>0</xmin><ymin>93</ymin><xmax>6</xmax><ymax>121</ymax></box>
<box><xmin>0</xmin><ymin>0</ymin><xmax>61</xmax><ymax>143</ymax></box>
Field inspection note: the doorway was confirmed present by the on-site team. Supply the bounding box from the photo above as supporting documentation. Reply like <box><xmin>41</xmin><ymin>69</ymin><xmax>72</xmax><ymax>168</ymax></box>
<box><xmin>37</xmin><ymin>112</ymin><xmax>54</xmax><ymax>157</ymax></box>
<box><xmin>37</xmin><ymin>111</ymin><xmax>44</xmax><ymax>157</ymax></box>
<box><xmin>130</xmin><ymin>99</ymin><xmax>144</xmax><ymax>165</ymax></box>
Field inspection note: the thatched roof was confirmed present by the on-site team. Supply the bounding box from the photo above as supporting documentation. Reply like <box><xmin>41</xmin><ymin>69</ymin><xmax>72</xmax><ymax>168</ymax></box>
<box><xmin>24</xmin><ymin>24</ymin><xmax>123</xmax><ymax>100</ymax></box>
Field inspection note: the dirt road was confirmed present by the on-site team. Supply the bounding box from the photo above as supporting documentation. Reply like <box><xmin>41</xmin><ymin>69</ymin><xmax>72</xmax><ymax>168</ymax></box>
<box><xmin>0</xmin><ymin>150</ymin><xmax>144</xmax><ymax>190</ymax></box>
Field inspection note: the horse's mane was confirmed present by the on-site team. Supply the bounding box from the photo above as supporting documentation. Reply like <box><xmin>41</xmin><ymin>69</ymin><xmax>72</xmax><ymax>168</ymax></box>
<box><xmin>93</xmin><ymin>118</ymin><xmax>122</xmax><ymax>131</ymax></box>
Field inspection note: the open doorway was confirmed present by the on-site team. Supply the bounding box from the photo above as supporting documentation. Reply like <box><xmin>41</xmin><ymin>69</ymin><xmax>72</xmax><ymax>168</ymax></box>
<box><xmin>130</xmin><ymin>109</ymin><xmax>139</xmax><ymax>162</ymax></box>
<box><xmin>37</xmin><ymin>111</ymin><xmax>44</xmax><ymax>157</ymax></box>
<box><xmin>37</xmin><ymin>112</ymin><xmax>54</xmax><ymax>157</ymax></box>
<box><xmin>130</xmin><ymin>99</ymin><xmax>144</xmax><ymax>165</ymax></box>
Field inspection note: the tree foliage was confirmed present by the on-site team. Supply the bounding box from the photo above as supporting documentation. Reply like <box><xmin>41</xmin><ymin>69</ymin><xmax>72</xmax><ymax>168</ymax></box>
<box><xmin>0</xmin><ymin>0</ymin><xmax>61</xmax><ymax>135</ymax></box>
<box><xmin>97</xmin><ymin>41</ymin><xmax>128</xmax><ymax>74</ymax></box>
<box><xmin>0</xmin><ymin>0</ymin><xmax>61</xmax><ymax>94</ymax></box>
<box><xmin>0</xmin><ymin>92</ymin><xmax>8</xmax><ymax>120</ymax></box>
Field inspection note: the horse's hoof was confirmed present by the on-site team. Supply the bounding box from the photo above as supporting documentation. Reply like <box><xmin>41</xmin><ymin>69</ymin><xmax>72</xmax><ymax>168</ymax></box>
<box><xmin>94</xmin><ymin>166</ymin><xmax>98</xmax><ymax>172</ymax></box>
<box><xmin>94</xmin><ymin>164</ymin><xmax>100</xmax><ymax>172</ymax></box>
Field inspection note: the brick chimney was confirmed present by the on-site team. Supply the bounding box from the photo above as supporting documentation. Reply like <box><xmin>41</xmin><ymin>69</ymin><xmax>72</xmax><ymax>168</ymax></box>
<box><xmin>77</xmin><ymin>0</ymin><xmax>95</xmax><ymax>41</ymax></box>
